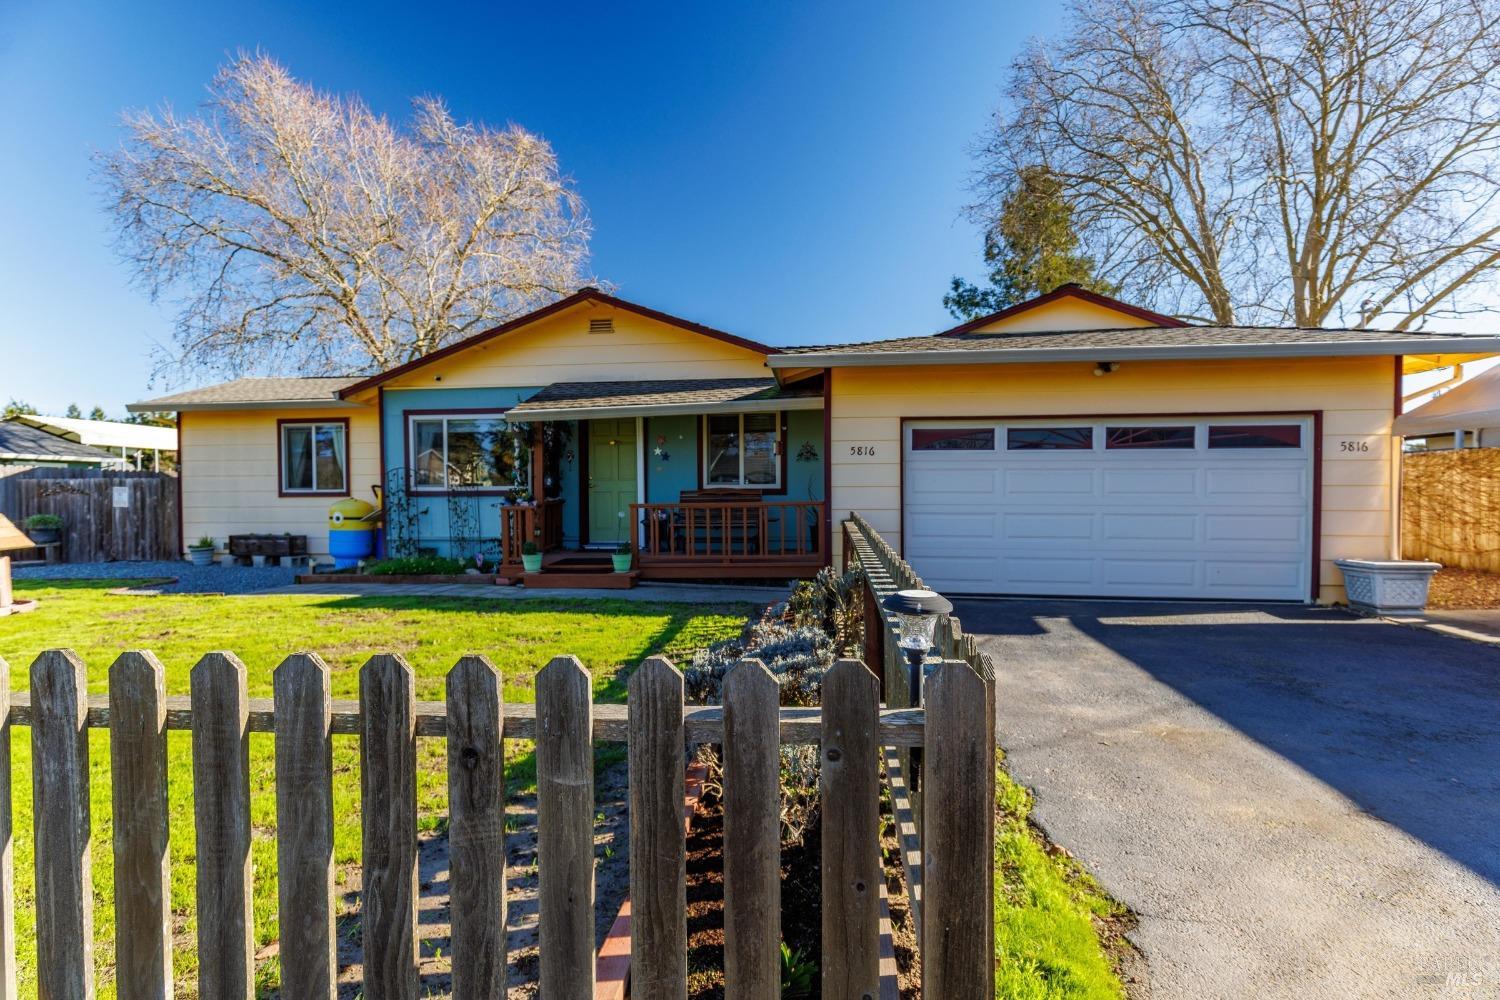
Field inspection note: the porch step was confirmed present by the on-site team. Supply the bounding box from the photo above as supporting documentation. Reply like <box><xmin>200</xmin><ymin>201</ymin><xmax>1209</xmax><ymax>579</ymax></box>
<box><xmin>521</xmin><ymin>570</ymin><xmax>639</xmax><ymax>590</ymax></box>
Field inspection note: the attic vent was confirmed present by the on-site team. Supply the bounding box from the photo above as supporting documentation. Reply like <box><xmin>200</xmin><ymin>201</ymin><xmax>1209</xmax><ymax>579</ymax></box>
<box><xmin>588</xmin><ymin>318</ymin><xmax>615</xmax><ymax>334</ymax></box>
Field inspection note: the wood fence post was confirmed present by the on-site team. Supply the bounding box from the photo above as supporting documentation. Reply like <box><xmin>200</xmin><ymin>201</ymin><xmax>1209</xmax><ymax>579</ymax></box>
<box><xmin>274</xmin><ymin>653</ymin><xmax>336</xmax><ymax>1000</ymax></box>
<box><xmin>446</xmin><ymin>655</ymin><xmax>507</xmax><ymax>1000</ymax></box>
<box><xmin>191</xmin><ymin>651</ymin><xmax>253</xmax><ymax>1000</ymax></box>
<box><xmin>31</xmin><ymin>649</ymin><xmax>92</xmax><ymax>1000</ymax></box>
<box><xmin>722</xmin><ymin>658</ymin><xmax>780</xmax><ymax>999</ymax></box>
<box><xmin>628</xmin><ymin>657</ymin><xmax>687</xmax><ymax>997</ymax></box>
<box><xmin>0</xmin><ymin>656</ymin><xmax>15</xmax><ymax>1000</ymax></box>
<box><xmin>921</xmin><ymin>658</ymin><xmax>994</xmax><ymax>1000</ymax></box>
<box><xmin>360</xmin><ymin>653</ymin><xmax>419</xmax><ymax>1000</ymax></box>
<box><xmin>537</xmin><ymin>655</ymin><xmax>596</xmax><ymax>997</ymax></box>
<box><xmin>821</xmin><ymin>659</ymin><xmax>881</xmax><ymax>999</ymax></box>
<box><xmin>110</xmin><ymin>651</ymin><xmax>172</xmax><ymax>999</ymax></box>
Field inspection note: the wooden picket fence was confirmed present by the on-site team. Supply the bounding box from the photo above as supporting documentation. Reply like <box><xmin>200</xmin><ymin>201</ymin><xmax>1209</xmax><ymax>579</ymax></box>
<box><xmin>0</xmin><ymin>645</ymin><xmax>995</xmax><ymax>998</ymax></box>
<box><xmin>843</xmin><ymin>513</ymin><xmax>997</xmax><ymax>948</ymax></box>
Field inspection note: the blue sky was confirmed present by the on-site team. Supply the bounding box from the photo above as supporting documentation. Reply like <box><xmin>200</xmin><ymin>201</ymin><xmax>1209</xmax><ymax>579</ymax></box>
<box><xmin>0</xmin><ymin>1</ymin><xmax>1062</xmax><ymax>416</ymax></box>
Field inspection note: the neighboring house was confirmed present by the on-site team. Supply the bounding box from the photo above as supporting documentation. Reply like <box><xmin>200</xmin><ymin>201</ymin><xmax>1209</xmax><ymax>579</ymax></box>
<box><xmin>130</xmin><ymin>285</ymin><xmax>1500</xmax><ymax>603</ymax></box>
<box><xmin>11</xmin><ymin>414</ymin><xmax>178</xmax><ymax>470</ymax></box>
<box><xmin>0</xmin><ymin>418</ymin><xmax>124</xmax><ymax>468</ymax></box>
<box><xmin>1394</xmin><ymin>364</ymin><xmax>1500</xmax><ymax>450</ymax></box>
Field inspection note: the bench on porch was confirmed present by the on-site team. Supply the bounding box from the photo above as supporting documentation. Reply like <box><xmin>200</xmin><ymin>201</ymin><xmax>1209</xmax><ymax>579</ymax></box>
<box><xmin>632</xmin><ymin>493</ymin><xmax>824</xmax><ymax>572</ymax></box>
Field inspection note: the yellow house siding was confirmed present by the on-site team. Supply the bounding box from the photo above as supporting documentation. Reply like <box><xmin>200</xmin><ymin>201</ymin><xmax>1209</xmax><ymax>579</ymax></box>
<box><xmin>827</xmin><ymin>355</ymin><xmax>1397</xmax><ymax>603</ymax></box>
<box><xmin>370</xmin><ymin>305</ymin><xmax>769</xmax><ymax>392</ymax></box>
<box><xmin>971</xmin><ymin>296</ymin><xmax>1162</xmax><ymax>333</ymax></box>
<box><xmin>180</xmin><ymin>407</ymin><xmax>380</xmax><ymax>558</ymax></box>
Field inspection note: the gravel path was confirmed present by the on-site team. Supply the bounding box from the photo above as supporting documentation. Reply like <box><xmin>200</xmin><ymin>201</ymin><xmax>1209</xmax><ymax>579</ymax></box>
<box><xmin>13</xmin><ymin>560</ymin><xmax>297</xmax><ymax>594</ymax></box>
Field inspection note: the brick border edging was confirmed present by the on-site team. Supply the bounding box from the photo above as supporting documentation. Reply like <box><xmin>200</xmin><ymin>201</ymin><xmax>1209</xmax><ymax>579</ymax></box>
<box><xmin>594</xmin><ymin>761</ymin><xmax>710</xmax><ymax>999</ymax></box>
<box><xmin>295</xmin><ymin>573</ymin><xmax>504</xmax><ymax>586</ymax></box>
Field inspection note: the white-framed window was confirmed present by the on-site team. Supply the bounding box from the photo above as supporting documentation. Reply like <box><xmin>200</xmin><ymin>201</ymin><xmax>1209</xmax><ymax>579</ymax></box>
<box><xmin>704</xmin><ymin>412</ymin><xmax>781</xmax><ymax>488</ymax></box>
<box><xmin>280</xmin><ymin>421</ymin><xmax>348</xmax><ymax>495</ymax></box>
<box><xmin>408</xmin><ymin>412</ymin><xmax>518</xmax><ymax>491</ymax></box>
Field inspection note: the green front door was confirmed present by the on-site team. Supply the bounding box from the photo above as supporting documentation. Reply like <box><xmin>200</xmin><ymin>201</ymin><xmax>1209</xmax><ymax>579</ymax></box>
<box><xmin>587</xmin><ymin>419</ymin><xmax>638</xmax><ymax>545</ymax></box>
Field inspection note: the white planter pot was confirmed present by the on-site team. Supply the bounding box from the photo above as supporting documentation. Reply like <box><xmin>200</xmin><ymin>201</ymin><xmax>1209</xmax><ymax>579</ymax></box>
<box><xmin>1334</xmin><ymin>559</ymin><xmax>1442</xmax><ymax>614</ymax></box>
<box><xmin>188</xmin><ymin>547</ymin><xmax>215</xmax><ymax>567</ymax></box>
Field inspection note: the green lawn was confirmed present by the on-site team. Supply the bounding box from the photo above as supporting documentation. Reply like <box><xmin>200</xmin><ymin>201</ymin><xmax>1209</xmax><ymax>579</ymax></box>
<box><xmin>0</xmin><ymin>580</ymin><xmax>754</xmax><ymax>998</ymax></box>
<box><xmin>995</xmin><ymin>761</ymin><xmax>1133</xmax><ymax>999</ymax></box>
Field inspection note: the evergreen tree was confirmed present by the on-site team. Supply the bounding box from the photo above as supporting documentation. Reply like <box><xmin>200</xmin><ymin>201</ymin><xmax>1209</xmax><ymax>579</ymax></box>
<box><xmin>945</xmin><ymin>165</ymin><xmax>1113</xmax><ymax>320</ymax></box>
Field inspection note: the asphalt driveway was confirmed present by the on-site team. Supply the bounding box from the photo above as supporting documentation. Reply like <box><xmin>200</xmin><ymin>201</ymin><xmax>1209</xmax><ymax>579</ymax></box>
<box><xmin>958</xmin><ymin>599</ymin><xmax>1500</xmax><ymax>1000</ymax></box>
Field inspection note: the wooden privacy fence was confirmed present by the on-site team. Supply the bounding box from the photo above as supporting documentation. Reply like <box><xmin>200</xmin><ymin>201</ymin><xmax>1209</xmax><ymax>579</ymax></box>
<box><xmin>0</xmin><ymin>646</ymin><xmax>995</xmax><ymax>998</ymax></box>
<box><xmin>1401</xmin><ymin>448</ymin><xmax>1500</xmax><ymax>572</ymax></box>
<box><xmin>0</xmin><ymin>467</ymin><xmax>178</xmax><ymax>562</ymax></box>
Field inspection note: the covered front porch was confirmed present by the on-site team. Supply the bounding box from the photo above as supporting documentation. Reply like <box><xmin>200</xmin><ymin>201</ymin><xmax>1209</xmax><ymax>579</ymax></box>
<box><xmin>494</xmin><ymin>377</ymin><xmax>828</xmax><ymax>584</ymax></box>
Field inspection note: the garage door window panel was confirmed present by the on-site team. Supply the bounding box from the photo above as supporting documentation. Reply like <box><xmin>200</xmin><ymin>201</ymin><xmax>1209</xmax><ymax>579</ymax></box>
<box><xmin>1207</xmin><ymin>425</ymin><xmax>1303</xmax><ymax>449</ymax></box>
<box><xmin>1106</xmin><ymin>426</ymin><xmax>1196</xmax><ymax>450</ymax></box>
<box><xmin>1007</xmin><ymin>427</ymin><xmax>1094</xmax><ymax>450</ymax></box>
<box><xmin>911</xmin><ymin>427</ymin><xmax>995</xmax><ymax>451</ymax></box>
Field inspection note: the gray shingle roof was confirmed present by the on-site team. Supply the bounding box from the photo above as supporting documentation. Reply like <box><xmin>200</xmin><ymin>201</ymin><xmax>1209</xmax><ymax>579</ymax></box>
<box><xmin>777</xmin><ymin>325</ymin><xmax>1491</xmax><ymax>356</ymax></box>
<box><xmin>129</xmin><ymin>376</ymin><xmax>363</xmax><ymax>411</ymax></box>
<box><xmin>0</xmin><ymin>420</ymin><xmax>121</xmax><ymax>463</ymax></box>
<box><xmin>508</xmin><ymin>379</ymin><xmax>817</xmax><ymax>415</ymax></box>
<box><xmin>768</xmin><ymin>325</ymin><xmax>1494</xmax><ymax>367</ymax></box>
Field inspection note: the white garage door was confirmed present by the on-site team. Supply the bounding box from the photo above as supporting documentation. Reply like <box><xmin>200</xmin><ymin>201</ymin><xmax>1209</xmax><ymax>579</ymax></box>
<box><xmin>903</xmin><ymin>417</ymin><xmax>1314</xmax><ymax>601</ymax></box>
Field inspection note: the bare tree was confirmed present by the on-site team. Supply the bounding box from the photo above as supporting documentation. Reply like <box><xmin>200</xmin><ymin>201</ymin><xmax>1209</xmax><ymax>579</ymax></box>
<box><xmin>99</xmin><ymin>53</ymin><xmax>593</xmax><ymax>378</ymax></box>
<box><xmin>980</xmin><ymin>0</ymin><xmax>1500</xmax><ymax>328</ymax></box>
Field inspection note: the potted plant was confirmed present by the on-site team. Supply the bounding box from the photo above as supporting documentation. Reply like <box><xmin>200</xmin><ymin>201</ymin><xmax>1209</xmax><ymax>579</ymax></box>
<box><xmin>22</xmin><ymin>514</ymin><xmax>62</xmax><ymax>545</ymax></box>
<box><xmin>612</xmin><ymin>542</ymin><xmax>633</xmax><ymax>573</ymax></box>
<box><xmin>188</xmin><ymin>536</ymin><xmax>217</xmax><ymax>567</ymax></box>
<box><xmin>521</xmin><ymin>540</ymin><xmax>543</xmax><ymax>574</ymax></box>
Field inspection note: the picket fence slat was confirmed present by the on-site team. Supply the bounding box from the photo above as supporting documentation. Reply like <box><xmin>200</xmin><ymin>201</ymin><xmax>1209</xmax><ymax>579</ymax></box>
<box><xmin>628</xmin><ymin>657</ymin><xmax>687</xmax><ymax>998</ymax></box>
<box><xmin>538</xmin><ymin>655</ymin><xmax>596</xmax><ymax>997</ymax></box>
<box><xmin>821</xmin><ymin>659</ymin><xmax>882</xmax><ymax>999</ymax></box>
<box><xmin>0</xmin><ymin>657</ymin><xmax>14</xmax><ymax>1000</ymax></box>
<box><xmin>31</xmin><ymin>649</ymin><xmax>93</xmax><ymax>1000</ymax></box>
<box><xmin>3</xmin><ymin>694</ymin><xmax>926</xmax><ymax>745</ymax></box>
<box><xmin>922</xmin><ymin>659</ymin><xmax>995</xmax><ymax>1000</ymax></box>
<box><xmin>109</xmin><ymin>651</ymin><xmax>172</xmax><ymax>999</ymax></box>
<box><xmin>722</xmin><ymin>659</ymin><xmax>781</xmax><ymax>998</ymax></box>
<box><xmin>191</xmin><ymin>652</ymin><xmax>253</xmax><ymax>1000</ymax></box>
<box><xmin>274</xmin><ymin>653</ymin><xmax>336</xmax><ymax>1000</ymax></box>
<box><xmin>446</xmin><ymin>655</ymin><xmax>507</xmax><ymax>1000</ymax></box>
<box><xmin>360</xmin><ymin>654</ymin><xmax>420</xmax><ymax>1000</ymax></box>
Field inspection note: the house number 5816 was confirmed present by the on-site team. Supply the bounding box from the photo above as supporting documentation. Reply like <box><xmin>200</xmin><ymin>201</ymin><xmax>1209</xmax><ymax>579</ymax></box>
<box><xmin>1338</xmin><ymin>440</ymin><xmax>1370</xmax><ymax>453</ymax></box>
<box><xmin>849</xmin><ymin>445</ymin><xmax>877</xmax><ymax>456</ymax></box>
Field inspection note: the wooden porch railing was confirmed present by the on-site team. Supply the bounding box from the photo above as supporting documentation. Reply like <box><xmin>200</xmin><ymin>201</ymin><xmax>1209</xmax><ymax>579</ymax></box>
<box><xmin>2</xmin><ymin>647</ymin><xmax>994</xmax><ymax>998</ymax></box>
<box><xmin>499</xmin><ymin>497</ymin><xmax>565</xmax><ymax>563</ymax></box>
<box><xmin>630</xmin><ymin>500</ymin><xmax>824</xmax><ymax>565</ymax></box>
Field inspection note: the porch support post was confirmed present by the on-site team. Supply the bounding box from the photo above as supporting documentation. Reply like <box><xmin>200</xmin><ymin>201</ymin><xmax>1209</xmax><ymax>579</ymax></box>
<box><xmin>531</xmin><ymin>423</ymin><xmax>545</xmax><ymax>498</ymax></box>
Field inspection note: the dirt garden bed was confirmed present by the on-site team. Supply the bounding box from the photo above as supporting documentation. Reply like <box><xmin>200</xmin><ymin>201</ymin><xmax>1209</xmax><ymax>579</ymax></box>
<box><xmin>1425</xmin><ymin>568</ymin><xmax>1500</xmax><ymax>609</ymax></box>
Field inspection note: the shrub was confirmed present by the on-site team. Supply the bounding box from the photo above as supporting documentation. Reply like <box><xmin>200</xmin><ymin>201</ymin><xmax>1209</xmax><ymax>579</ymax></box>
<box><xmin>364</xmin><ymin>555</ymin><xmax>466</xmax><ymax>575</ymax></box>
<box><xmin>22</xmin><ymin>513</ymin><xmax>62</xmax><ymax>531</ymax></box>
<box><xmin>683</xmin><ymin>619</ymin><xmax>832</xmax><ymax>707</ymax></box>
<box><xmin>521</xmin><ymin>540</ymin><xmax>539</xmax><ymax>556</ymax></box>
<box><xmin>687</xmin><ymin>607</ymin><xmax>837</xmax><ymax>844</ymax></box>
<box><xmin>191</xmin><ymin>536</ymin><xmax>216</xmax><ymax>549</ymax></box>
<box><xmin>786</xmin><ymin>565</ymin><xmax>866</xmax><ymax>656</ymax></box>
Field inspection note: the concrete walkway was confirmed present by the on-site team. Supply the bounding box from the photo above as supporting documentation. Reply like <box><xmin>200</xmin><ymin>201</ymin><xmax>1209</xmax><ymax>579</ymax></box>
<box><xmin>244</xmin><ymin>580</ymin><xmax>792</xmax><ymax>605</ymax></box>
<box><xmin>960</xmin><ymin>599</ymin><xmax>1500</xmax><ymax>1000</ymax></box>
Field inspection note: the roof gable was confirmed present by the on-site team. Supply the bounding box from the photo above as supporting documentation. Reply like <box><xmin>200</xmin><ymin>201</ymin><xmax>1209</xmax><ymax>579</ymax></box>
<box><xmin>340</xmin><ymin>288</ymin><xmax>772</xmax><ymax>398</ymax></box>
<box><xmin>937</xmin><ymin>284</ymin><xmax>1185</xmax><ymax>335</ymax></box>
